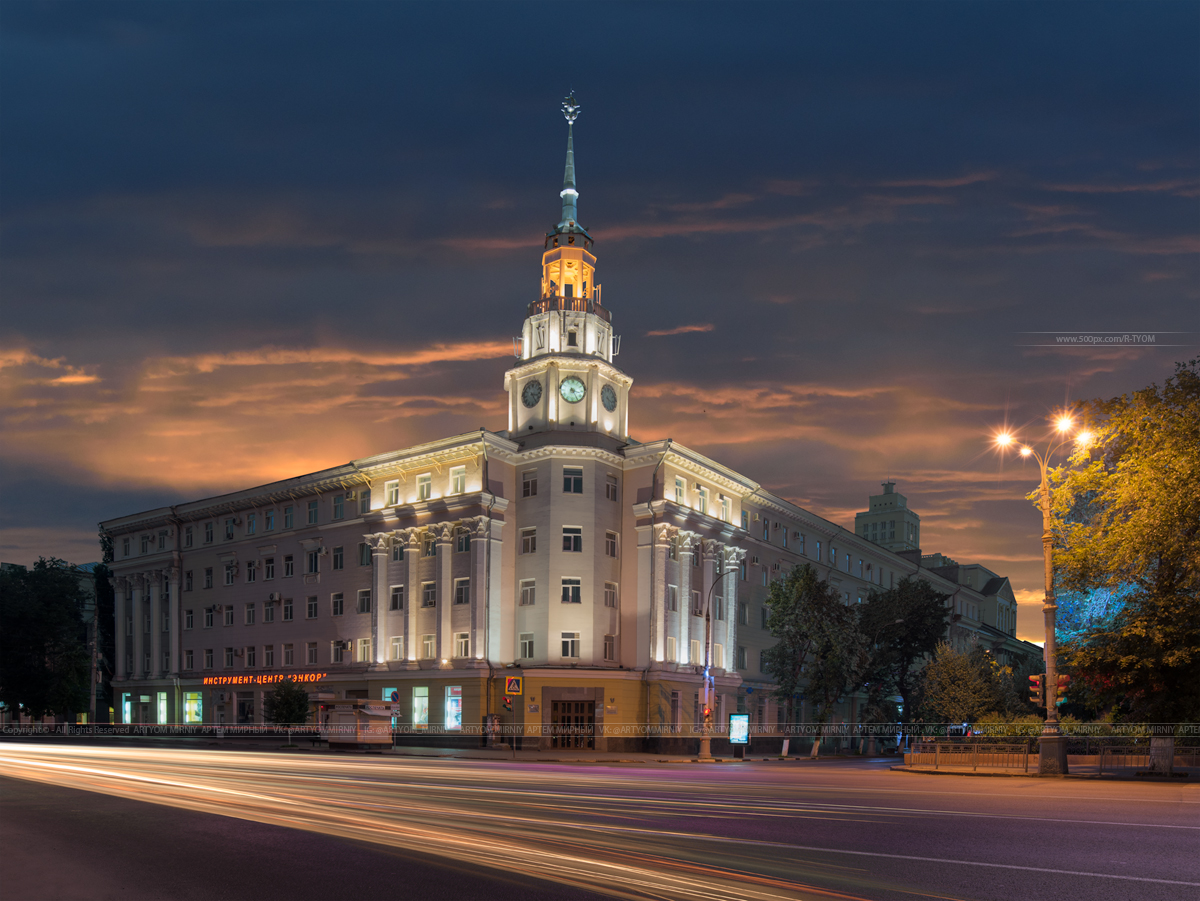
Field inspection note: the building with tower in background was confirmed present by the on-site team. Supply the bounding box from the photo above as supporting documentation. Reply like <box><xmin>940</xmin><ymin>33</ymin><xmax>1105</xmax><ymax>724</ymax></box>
<box><xmin>101</xmin><ymin>96</ymin><xmax>1037</xmax><ymax>750</ymax></box>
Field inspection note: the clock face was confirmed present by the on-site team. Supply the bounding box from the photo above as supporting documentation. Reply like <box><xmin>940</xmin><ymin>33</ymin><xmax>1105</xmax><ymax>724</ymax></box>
<box><xmin>601</xmin><ymin>384</ymin><xmax>618</xmax><ymax>412</ymax></box>
<box><xmin>559</xmin><ymin>376</ymin><xmax>586</xmax><ymax>404</ymax></box>
<box><xmin>521</xmin><ymin>380</ymin><xmax>543</xmax><ymax>408</ymax></box>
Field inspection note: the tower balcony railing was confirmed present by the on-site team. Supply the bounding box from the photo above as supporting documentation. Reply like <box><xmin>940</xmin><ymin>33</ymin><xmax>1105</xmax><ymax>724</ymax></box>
<box><xmin>528</xmin><ymin>295</ymin><xmax>610</xmax><ymax>323</ymax></box>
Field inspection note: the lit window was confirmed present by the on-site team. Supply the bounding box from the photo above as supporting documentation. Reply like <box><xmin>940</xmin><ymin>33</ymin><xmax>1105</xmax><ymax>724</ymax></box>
<box><xmin>713</xmin><ymin>643</ymin><xmax>724</xmax><ymax>669</ymax></box>
<box><xmin>413</xmin><ymin>687</ymin><xmax>429</xmax><ymax>728</ymax></box>
<box><xmin>720</xmin><ymin>496</ymin><xmax>730</xmax><ymax>522</ymax></box>
<box><xmin>561</xmin><ymin>632</ymin><xmax>580</xmax><ymax>658</ymax></box>
<box><xmin>690</xmin><ymin>639</ymin><xmax>702</xmax><ymax>665</ymax></box>
<box><xmin>357</xmin><ymin>639</ymin><xmax>371</xmax><ymax>663</ymax></box>
<box><xmin>445</xmin><ymin>686</ymin><xmax>462</xmax><ymax>730</ymax></box>
<box><xmin>519</xmin><ymin>580</ymin><xmax>536</xmax><ymax>606</ymax></box>
<box><xmin>697</xmin><ymin>487</ymin><xmax>708</xmax><ymax>515</ymax></box>
<box><xmin>674</xmin><ymin>477</ymin><xmax>685</xmax><ymax>504</ymax></box>
<box><xmin>184</xmin><ymin>692</ymin><xmax>202</xmax><ymax>723</ymax></box>
<box><xmin>417</xmin><ymin>474</ymin><xmax>432</xmax><ymax>500</ymax></box>
<box><xmin>666</xmin><ymin>636</ymin><xmax>677</xmax><ymax>662</ymax></box>
<box><xmin>561</xmin><ymin>578</ymin><xmax>582</xmax><ymax>604</ymax></box>
<box><xmin>421</xmin><ymin>635</ymin><xmax>435</xmax><ymax>659</ymax></box>
<box><xmin>454</xmin><ymin>632</ymin><xmax>470</xmax><ymax>658</ymax></box>
<box><xmin>390</xmin><ymin>636</ymin><xmax>403</xmax><ymax>660</ymax></box>
<box><xmin>450</xmin><ymin>466</ymin><xmax>466</xmax><ymax>495</ymax></box>
<box><xmin>386</xmin><ymin>480</ymin><xmax>400</xmax><ymax>506</ymax></box>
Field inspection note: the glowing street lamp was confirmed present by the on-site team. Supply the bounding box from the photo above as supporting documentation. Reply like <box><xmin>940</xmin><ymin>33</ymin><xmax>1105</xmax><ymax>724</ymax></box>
<box><xmin>698</xmin><ymin>567</ymin><xmax>739</xmax><ymax>761</ymax></box>
<box><xmin>992</xmin><ymin>413</ymin><xmax>1091</xmax><ymax>775</ymax></box>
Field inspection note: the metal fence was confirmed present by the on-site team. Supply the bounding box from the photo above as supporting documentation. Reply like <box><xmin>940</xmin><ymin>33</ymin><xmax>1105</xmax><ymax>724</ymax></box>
<box><xmin>1098</xmin><ymin>745</ymin><xmax>1200</xmax><ymax>773</ymax></box>
<box><xmin>909</xmin><ymin>742</ymin><xmax>1032</xmax><ymax>772</ymax></box>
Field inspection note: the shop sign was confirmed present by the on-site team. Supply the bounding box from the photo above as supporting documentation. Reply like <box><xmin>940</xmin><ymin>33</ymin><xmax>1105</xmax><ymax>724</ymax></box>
<box><xmin>202</xmin><ymin>673</ymin><xmax>328</xmax><ymax>686</ymax></box>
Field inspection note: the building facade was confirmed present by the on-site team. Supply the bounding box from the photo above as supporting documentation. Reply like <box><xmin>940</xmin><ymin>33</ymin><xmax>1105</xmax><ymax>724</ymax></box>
<box><xmin>101</xmin><ymin>98</ymin><xmax>1036</xmax><ymax>749</ymax></box>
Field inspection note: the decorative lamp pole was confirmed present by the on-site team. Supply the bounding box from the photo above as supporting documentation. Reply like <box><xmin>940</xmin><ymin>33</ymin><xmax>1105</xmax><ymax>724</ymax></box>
<box><xmin>994</xmin><ymin>415</ymin><xmax>1091</xmax><ymax>775</ymax></box>
<box><xmin>698</xmin><ymin>567</ymin><xmax>738</xmax><ymax>761</ymax></box>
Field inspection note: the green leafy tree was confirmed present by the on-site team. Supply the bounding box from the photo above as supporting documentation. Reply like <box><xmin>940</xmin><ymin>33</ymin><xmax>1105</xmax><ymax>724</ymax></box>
<box><xmin>763</xmin><ymin>564</ymin><xmax>867</xmax><ymax>756</ymax></box>
<box><xmin>918</xmin><ymin>643</ymin><xmax>997</xmax><ymax>725</ymax></box>
<box><xmin>0</xmin><ymin>558</ymin><xmax>91</xmax><ymax>719</ymax></box>
<box><xmin>263</xmin><ymin>679</ymin><xmax>312</xmax><ymax>742</ymax></box>
<box><xmin>1047</xmin><ymin>359</ymin><xmax>1200</xmax><ymax>772</ymax></box>
<box><xmin>860</xmin><ymin>577</ymin><xmax>949</xmax><ymax>728</ymax></box>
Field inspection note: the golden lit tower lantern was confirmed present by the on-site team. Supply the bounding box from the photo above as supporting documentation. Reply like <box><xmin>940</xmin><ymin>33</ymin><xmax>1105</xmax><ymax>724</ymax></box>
<box><xmin>503</xmin><ymin>94</ymin><xmax>633</xmax><ymax>441</ymax></box>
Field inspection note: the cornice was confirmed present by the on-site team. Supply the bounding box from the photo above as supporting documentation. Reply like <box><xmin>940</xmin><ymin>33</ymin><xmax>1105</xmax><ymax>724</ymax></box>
<box><xmin>504</xmin><ymin>354</ymin><xmax>632</xmax><ymax>387</ymax></box>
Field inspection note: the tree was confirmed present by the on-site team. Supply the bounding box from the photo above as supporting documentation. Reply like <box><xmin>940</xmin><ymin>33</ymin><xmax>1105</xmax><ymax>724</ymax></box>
<box><xmin>263</xmin><ymin>679</ymin><xmax>312</xmax><ymax>744</ymax></box>
<box><xmin>0</xmin><ymin>558</ymin><xmax>91</xmax><ymax>719</ymax></box>
<box><xmin>763</xmin><ymin>564</ymin><xmax>867</xmax><ymax>757</ymax></box>
<box><xmin>1047</xmin><ymin>359</ymin><xmax>1200</xmax><ymax>772</ymax></box>
<box><xmin>918</xmin><ymin>643</ymin><xmax>997</xmax><ymax>725</ymax></box>
<box><xmin>860</xmin><ymin>577</ymin><xmax>949</xmax><ymax>729</ymax></box>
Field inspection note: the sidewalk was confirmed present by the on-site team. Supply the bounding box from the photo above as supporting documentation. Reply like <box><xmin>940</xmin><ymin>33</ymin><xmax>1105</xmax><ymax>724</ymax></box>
<box><xmin>892</xmin><ymin>762</ymin><xmax>1195</xmax><ymax>780</ymax></box>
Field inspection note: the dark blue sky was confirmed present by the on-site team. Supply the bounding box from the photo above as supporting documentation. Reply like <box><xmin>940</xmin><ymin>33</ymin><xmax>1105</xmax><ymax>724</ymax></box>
<box><xmin>2</xmin><ymin>1</ymin><xmax>1196</xmax><ymax>640</ymax></box>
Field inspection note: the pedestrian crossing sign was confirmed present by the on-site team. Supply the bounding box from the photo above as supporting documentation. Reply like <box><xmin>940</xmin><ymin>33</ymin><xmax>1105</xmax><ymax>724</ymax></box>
<box><xmin>505</xmin><ymin>676</ymin><xmax>523</xmax><ymax>696</ymax></box>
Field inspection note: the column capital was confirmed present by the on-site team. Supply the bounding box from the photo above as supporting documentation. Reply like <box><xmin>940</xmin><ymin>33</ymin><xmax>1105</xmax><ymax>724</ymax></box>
<box><xmin>363</xmin><ymin>532</ymin><xmax>391</xmax><ymax>552</ymax></box>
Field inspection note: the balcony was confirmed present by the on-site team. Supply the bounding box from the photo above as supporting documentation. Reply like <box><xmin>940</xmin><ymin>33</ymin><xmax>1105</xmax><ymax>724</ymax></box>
<box><xmin>527</xmin><ymin>295</ymin><xmax>611</xmax><ymax>323</ymax></box>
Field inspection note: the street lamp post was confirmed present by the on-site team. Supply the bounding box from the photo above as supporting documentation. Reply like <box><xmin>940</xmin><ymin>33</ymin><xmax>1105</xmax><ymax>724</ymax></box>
<box><xmin>995</xmin><ymin>416</ymin><xmax>1090</xmax><ymax>776</ymax></box>
<box><xmin>698</xmin><ymin>567</ymin><xmax>738</xmax><ymax>761</ymax></box>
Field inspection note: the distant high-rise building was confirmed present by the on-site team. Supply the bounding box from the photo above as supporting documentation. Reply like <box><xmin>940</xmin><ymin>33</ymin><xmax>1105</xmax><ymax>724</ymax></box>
<box><xmin>855</xmin><ymin>481</ymin><xmax>921</xmax><ymax>552</ymax></box>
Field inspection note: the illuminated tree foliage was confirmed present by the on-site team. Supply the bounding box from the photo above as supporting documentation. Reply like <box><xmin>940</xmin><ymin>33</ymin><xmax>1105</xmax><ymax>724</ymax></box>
<box><xmin>263</xmin><ymin>679</ymin><xmax>312</xmax><ymax>726</ymax></box>
<box><xmin>1047</xmin><ymin>359</ymin><xmax>1200</xmax><ymax>730</ymax></box>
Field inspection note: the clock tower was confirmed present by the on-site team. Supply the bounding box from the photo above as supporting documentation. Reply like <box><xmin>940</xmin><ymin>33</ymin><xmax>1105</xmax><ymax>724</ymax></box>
<box><xmin>504</xmin><ymin>94</ymin><xmax>632</xmax><ymax>441</ymax></box>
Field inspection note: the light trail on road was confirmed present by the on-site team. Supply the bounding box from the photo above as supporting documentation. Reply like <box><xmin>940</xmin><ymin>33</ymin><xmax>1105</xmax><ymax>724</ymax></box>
<box><xmin>2</xmin><ymin>744</ymin><xmax>1197</xmax><ymax>901</ymax></box>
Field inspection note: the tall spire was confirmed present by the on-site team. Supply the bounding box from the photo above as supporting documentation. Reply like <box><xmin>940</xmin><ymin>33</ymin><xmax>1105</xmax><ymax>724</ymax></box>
<box><xmin>558</xmin><ymin>93</ymin><xmax>582</xmax><ymax>231</ymax></box>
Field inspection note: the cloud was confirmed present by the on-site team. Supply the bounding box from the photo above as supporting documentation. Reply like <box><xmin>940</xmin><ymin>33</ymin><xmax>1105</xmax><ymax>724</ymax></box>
<box><xmin>645</xmin><ymin>323</ymin><xmax>714</xmax><ymax>337</ymax></box>
<box><xmin>1041</xmin><ymin>178</ymin><xmax>1200</xmax><ymax>197</ymax></box>
<box><xmin>875</xmin><ymin>172</ymin><xmax>999</xmax><ymax>188</ymax></box>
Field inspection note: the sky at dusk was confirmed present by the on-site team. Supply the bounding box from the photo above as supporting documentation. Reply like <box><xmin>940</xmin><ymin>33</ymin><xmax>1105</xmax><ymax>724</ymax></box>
<box><xmin>2</xmin><ymin>1</ymin><xmax>1197</xmax><ymax>643</ymax></box>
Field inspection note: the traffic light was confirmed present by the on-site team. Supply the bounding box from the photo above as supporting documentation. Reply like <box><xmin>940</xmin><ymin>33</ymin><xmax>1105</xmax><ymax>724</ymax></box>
<box><xmin>1055</xmin><ymin>674</ymin><xmax>1071</xmax><ymax>707</ymax></box>
<box><xmin>703</xmin><ymin>706</ymin><xmax>713</xmax><ymax>729</ymax></box>
<box><xmin>502</xmin><ymin>695</ymin><xmax>512</xmax><ymax>713</ymax></box>
<box><xmin>1028</xmin><ymin>674</ymin><xmax>1044</xmax><ymax>707</ymax></box>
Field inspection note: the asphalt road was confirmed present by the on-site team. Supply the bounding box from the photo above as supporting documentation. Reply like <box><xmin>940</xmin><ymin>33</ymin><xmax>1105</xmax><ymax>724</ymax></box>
<box><xmin>2</xmin><ymin>744</ymin><xmax>1197</xmax><ymax>901</ymax></box>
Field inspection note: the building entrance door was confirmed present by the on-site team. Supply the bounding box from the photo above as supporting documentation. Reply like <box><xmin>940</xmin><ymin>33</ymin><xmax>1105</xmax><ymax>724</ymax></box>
<box><xmin>550</xmin><ymin>700</ymin><xmax>594</xmax><ymax>750</ymax></box>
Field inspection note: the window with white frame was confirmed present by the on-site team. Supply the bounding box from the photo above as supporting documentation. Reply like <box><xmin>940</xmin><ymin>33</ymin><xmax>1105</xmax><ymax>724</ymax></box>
<box><xmin>205</xmin><ymin>522</ymin><xmax>214</xmax><ymax>543</ymax></box>
<box><xmin>284</xmin><ymin>643</ymin><xmax>294</xmax><ymax>666</ymax></box>
<box><xmin>224</xmin><ymin>647</ymin><xmax>234</xmax><ymax>667</ymax></box>
<box><xmin>605</xmin><ymin>474</ymin><xmax>618</xmax><ymax>501</ymax></box>
<box><xmin>666</xmin><ymin>636</ymin><xmax>677</xmax><ymax>662</ymax></box>
<box><xmin>225</xmin><ymin>519</ymin><xmax>236</xmax><ymax>540</ymax></box>
<box><xmin>445</xmin><ymin>686</ymin><xmax>463</xmax><ymax>730</ymax></box>
<box><xmin>185</xmin><ymin>649</ymin><xmax>194</xmax><ymax>669</ymax></box>
<box><xmin>359</xmin><ymin>542</ymin><xmax>371</xmax><ymax>566</ymax></box>
<box><xmin>332</xmin><ymin>546</ymin><xmax>344</xmax><ymax>570</ymax></box>
<box><xmin>306</xmin><ymin>642</ymin><xmax>317</xmax><ymax>664</ymax></box>
<box><xmin>306</xmin><ymin>596</ymin><xmax>318</xmax><ymax>619</ymax></box>
<box><xmin>521</xmin><ymin>528</ymin><xmax>536</xmax><ymax>554</ymax></box>
<box><xmin>690</xmin><ymin>639</ymin><xmax>702</xmax><ymax>665</ymax></box>
<box><xmin>421</xmin><ymin>634</ymin><xmax>435</xmax><ymax>659</ymax></box>
<box><xmin>357</xmin><ymin>589</ymin><xmax>371</xmax><ymax>614</ymax></box>
<box><xmin>263</xmin><ymin>602</ymin><xmax>274</xmax><ymax>624</ymax></box>
<box><xmin>605</xmin><ymin>531</ymin><xmax>618</xmax><ymax>557</ymax></box>
<box><xmin>264</xmin><ymin>645</ymin><xmax>274</xmax><ymax>667</ymax></box>
<box><xmin>522</xmin><ymin>470</ymin><xmax>537</xmax><ymax>497</ymax></box>
<box><xmin>421</xmin><ymin>583</ymin><xmax>436</xmax><ymax>607</ymax></box>
<box><xmin>417</xmin><ymin>474</ymin><xmax>432</xmax><ymax>501</ymax></box>
<box><xmin>720</xmin><ymin>496</ymin><xmax>730</xmax><ymax>522</ymax></box>
<box><xmin>332</xmin><ymin>495</ymin><xmax>344</xmax><ymax>520</ymax></box>
<box><xmin>562</xmin><ymin>526</ymin><xmax>583</xmax><ymax>552</ymax></box>
<box><xmin>691</xmin><ymin>590</ymin><xmax>702</xmax><ymax>616</ymax></box>
<box><xmin>697</xmin><ymin>486</ymin><xmax>708</xmax><ymax>515</ymax></box>
<box><xmin>604</xmin><ymin>582</ymin><xmax>618</xmax><ymax>608</ymax></box>
<box><xmin>357</xmin><ymin>638</ymin><xmax>371</xmax><ymax>663</ymax></box>
<box><xmin>306</xmin><ymin>550</ymin><xmax>319</xmax><ymax>574</ymax></box>
<box><xmin>185</xmin><ymin>571</ymin><xmax>193</xmax><ymax>591</ymax></box>
<box><xmin>331</xmin><ymin>593</ymin><xmax>344</xmax><ymax>616</ymax></box>
<box><xmin>422</xmin><ymin>534</ymin><xmax>436</xmax><ymax>557</ymax></box>
<box><xmin>455</xmin><ymin>527</ymin><xmax>470</xmax><ymax>553</ymax></box>
<box><xmin>283</xmin><ymin>598</ymin><xmax>293</xmax><ymax>621</ymax></box>
<box><xmin>284</xmin><ymin>507</ymin><xmax>293</xmax><ymax>529</ymax></box>
<box><xmin>204</xmin><ymin>649</ymin><xmax>213</xmax><ymax>669</ymax></box>
<box><xmin>390</xmin><ymin>636</ymin><xmax>403</xmax><ymax>660</ymax></box>
<box><xmin>184</xmin><ymin>526</ymin><xmax>193</xmax><ymax>548</ymax></box>
<box><xmin>223</xmin><ymin>606</ymin><xmax>234</xmax><ymax>626</ymax></box>
<box><xmin>561</xmin><ymin>577</ymin><xmax>582</xmax><ymax>604</ymax></box>
<box><xmin>563</xmin><ymin>467</ymin><xmax>583</xmax><ymax>493</ymax></box>
<box><xmin>603</xmin><ymin>634</ymin><xmax>615</xmax><ymax>661</ymax></box>
<box><xmin>561</xmin><ymin>632</ymin><xmax>580</xmax><ymax>658</ymax></box>
<box><xmin>453</xmin><ymin>579</ymin><xmax>470</xmax><ymax>605</ymax></box>
<box><xmin>386</xmin><ymin>480</ymin><xmax>400</xmax><ymax>506</ymax></box>
<box><xmin>450</xmin><ymin>466</ymin><xmax>466</xmax><ymax>495</ymax></box>
<box><xmin>307</xmin><ymin>500</ymin><xmax>318</xmax><ymax>525</ymax></box>
<box><xmin>454</xmin><ymin>632</ymin><xmax>470</xmax><ymax>657</ymax></box>
<box><xmin>674</xmin><ymin>476</ymin><xmax>685</xmax><ymax>504</ymax></box>
<box><xmin>667</xmin><ymin>584</ymin><xmax>678</xmax><ymax>612</ymax></box>
<box><xmin>359</xmin><ymin>490</ymin><xmax>370</xmax><ymax>515</ymax></box>
<box><xmin>713</xmin><ymin>643</ymin><xmax>724</xmax><ymax>669</ymax></box>
<box><xmin>519</xmin><ymin>633</ymin><xmax>534</xmax><ymax>659</ymax></box>
<box><xmin>264</xmin><ymin>557</ymin><xmax>274</xmax><ymax>580</ymax></box>
<box><xmin>246</xmin><ymin>646</ymin><xmax>256</xmax><ymax>667</ymax></box>
<box><xmin>284</xmin><ymin>555</ymin><xmax>294</xmax><ymax>577</ymax></box>
<box><xmin>224</xmin><ymin>564</ymin><xmax>235</xmax><ymax>586</ymax></box>
<box><xmin>265</xmin><ymin>509</ymin><xmax>275</xmax><ymax>531</ymax></box>
<box><xmin>332</xmin><ymin>641</ymin><xmax>345</xmax><ymax>663</ymax></box>
<box><xmin>392</xmin><ymin>537</ymin><xmax>403</xmax><ymax>561</ymax></box>
<box><xmin>390</xmin><ymin>586</ymin><xmax>404</xmax><ymax>611</ymax></box>
<box><xmin>519</xmin><ymin>580</ymin><xmax>536</xmax><ymax>606</ymax></box>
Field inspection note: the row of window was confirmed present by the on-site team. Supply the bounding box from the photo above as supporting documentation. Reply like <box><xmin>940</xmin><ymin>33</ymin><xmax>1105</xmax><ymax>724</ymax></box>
<box><xmin>662</xmin><ymin>637</ymin><xmax>727</xmax><ymax>668</ymax></box>
<box><xmin>517</xmin><ymin>527</ymin><xmax>619</xmax><ymax>556</ymax></box>
<box><xmin>517</xmin><ymin>579</ymin><xmax>619</xmax><ymax>607</ymax></box>
<box><xmin>521</xmin><ymin>468</ymin><xmax>619</xmax><ymax>500</ymax></box>
<box><xmin>672</xmin><ymin>476</ymin><xmax>731</xmax><ymax>522</ymax></box>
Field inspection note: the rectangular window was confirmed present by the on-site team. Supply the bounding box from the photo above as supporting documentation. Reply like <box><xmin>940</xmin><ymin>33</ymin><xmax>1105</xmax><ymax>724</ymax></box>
<box><xmin>455</xmin><ymin>528</ymin><xmax>470</xmax><ymax>553</ymax></box>
<box><xmin>667</xmin><ymin>585</ymin><xmax>678</xmax><ymax>612</ymax></box>
<box><xmin>284</xmin><ymin>643</ymin><xmax>294</xmax><ymax>666</ymax></box>
<box><xmin>737</xmin><ymin>646</ymin><xmax>747</xmax><ymax>669</ymax></box>
<box><xmin>246</xmin><ymin>646</ymin><xmax>256</xmax><ymax>668</ymax></box>
<box><xmin>521</xmin><ymin>528</ymin><xmax>537</xmax><ymax>554</ymax></box>
<box><xmin>561</xmin><ymin>632</ymin><xmax>580</xmax><ymax>658</ymax></box>
<box><xmin>204</xmin><ymin>607</ymin><xmax>214</xmax><ymax>629</ymax></box>
<box><xmin>307</xmin><ymin>500</ymin><xmax>318</xmax><ymax>525</ymax></box>
<box><xmin>762</xmin><ymin>568</ymin><xmax>768</xmax><ymax>586</ymax></box>
<box><xmin>283</xmin><ymin>598</ymin><xmax>293</xmax><ymax>621</ymax></box>
<box><xmin>761</xmin><ymin>606</ymin><xmax>769</xmax><ymax>630</ymax></box>
<box><xmin>697</xmin><ymin>487</ymin><xmax>708</xmax><ymax>515</ymax></box>
<box><xmin>359</xmin><ymin>542</ymin><xmax>371</xmax><ymax>566</ymax></box>
<box><xmin>357</xmin><ymin>638</ymin><xmax>371</xmax><ymax>663</ymax></box>
<box><xmin>604</xmin><ymin>582</ymin><xmax>618</xmax><ymax>609</ymax></box>
<box><xmin>720</xmin><ymin>496</ymin><xmax>730</xmax><ymax>522</ymax></box>
<box><xmin>332</xmin><ymin>641</ymin><xmax>345</xmax><ymax>663</ymax></box>
<box><xmin>264</xmin><ymin>645</ymin><xmax>274</xmax><ymax>667</ymax></box>
<box><xmin>760</xmin><ymin>650</ymin><xmax>768</xmax><ymax>673</ymax></box>
<box><xmin>519</xmin><ymin>580</ymin><xmax>536</xmax><ymax>606</ymax></box>
<box><xmin>422</xmin><ymin>534</ymin><xmax>436</xmax><ymax>557</ymax></box>
<box><xmin>421</xmin><ymin>582</ymin><xmax>436</xmax><ymax>608</ymax></box>
<box><xmin>666</xmin><ymin>636</ymin><xmax>677</xmax><ymax>662</ymax></box>
<box><xmin>225</xmin><ymin>519</ymin><xmax>236</xmax><ymax>541</ymax></box>
<box><xmin>390</xmin><ymin>586</ymin><xmax>404</xmax><ymax>611</ymax></box>
<box><xmin>674</xmin><ymin>476</ymin><xmax>685</xmax><ymax>504</ymax></box>
<box><xmin>306</xmin><ymin>642</ymin><xmax>317</xmax><ymax>665</ymax></box>
<box><xmin>224</xmin><ymin>647</ymin><xmax>233</xmax><ymax>668</ymax></box>
<box><xmin>122</xmin><ymin>537</ymin><xmax>131</xmax><ymax>556</ymax></box>
<box><xmin>562</xmin><ymin>526</ymin><xmax>583</xmax><ymax>552</ymax></box>
<box><xmin>603</xmin><ymin>634</ymin><xmax>615</xmax><ymax>661</ymax></box>
<box><xmin>690</xmin><ymin>639</ymin><xmax>702</xmax><ymax>666</ymax></box>
<box><xmin>453</xmin><ymin>579</ymin><xmax>470</xmax><ymax>605</ymax></box>
<box><xmin>246</xmin><ymin>513</ymin><xmax>257</xmax><ymax>536</ymax></box>
<box><xmin>264</xmin><ymin>557</ymin><xmax>274</xmax><ymax>580</ymax></box>
<box><xmin>262</xmin><ymin>602</ymin><xmax>274</xmax><ymax>625</ymax></box>
<box><xmin>713</xmin><ymin>643</ymin><xmax>724</xmax><ymax>669</ymax></box>
<box><xmin>413</xmin><ymin>687</ymin><xmax>429</xmax><ymax>729</ymax></box>
<box><xmin>359</xmin><ymin>490</ymin><xmax>370</xmax><ymax>515</ymax></box>
<box><xmin>519</xmin><ymin>633</ymin><xmax>534</xmax><ymax>659</ymax></box>
<box><xmin>714</xmin><ymin>596</ymin><xmax>724</xmax><ymax>621</ymax></box>
<box><xmin>224</xmin><ymin>564</ymin><xmax>235</xmax><ymax>586</ymax></box>
<box><xmin>605</xmin><ymin>474</ymin><xmax>618</xmax><ymax>501</ymax></box>
<box><xmin>223</xmin><ymin>606</ymin><xmax>234</xmax><ymax>627</ymax></box>
<box><xmin>357</xmin><ymin>589</ymin><xmax>371</xmax><ymax>614</ymax></box>
<box><xmin>450</xmin><ymin>466</ymin><xmax>466</xmax><ymax>495</ymax></box>
<box><xmin>246</xmin><ymin>561</ymin><xmax>256</xmax><ymax>583</ymax></box>
<box><xmin>306</xmin><ymin>596</ymin><xmax>318</xmax><ymax>619</ymax></box>
<box><xmin>563</xmin><ymin>467</ymin><xmax>583</xmax><ymax>493</ymax></box>
<box><xmin>332</xmin><ymin>546</ymin><xmax>344</xmax><ymax>570</ymax></box>
<box><xmin>307</xmin><ymin>550</ymin><xmax>320</xmax><ymax>574</ymax></box>
<box><xmin>245</xmin><ymin>603</ymin><xmax>256</xmax><ymax>625</ymax></box>
<box><xmin>390</xmin><ymin>636</ymin><xmax>403</xmax><ymax>660</ymax></box>
<box><xmin>185</xmin><ymin>571</ymin><xmax>193</xmax><ymax>591</ymax></box>
<box><xmin>284</xmin><ymin>506</ymin><xmax>294</xmax><ymax>529</ymax></box>
<box><xmin>392</xmin><ymin>538</ymin><xmax>402</xmax><ymax>562</ymax></box>
<box><xmin>184</xmin><ymin>526</ymin><xmax>193</xmax><ymax>548</ymax></box>
<box><xmin>605</xmin><ymin>531</ymin><xmax>618</xmax><ymax>557</ymax></box>
<box><xmin>204</xmin><ymin>649</ymin><xmax>213</xmax><ymax>669</ymax></box>
<box><xmin>741</xmin><ymin>510</ymin><xmax>749</xmax><ymax>530</ymax></box>
<box><xmin>185</xmin><ymin>609</ymin><xmax>194</xmax><ymax>630</ymax></box>
<box><xmin>184</xmin><ymin>649</ymin><xmax>194</xmax><ymax>670</ymax></box>
<box><xmin>691</xmin><ymin>590</ymin><xmax>702</xmax><ymax>616</ymax></box>
<box><xmin>763</xmin><ymin>519</ymin><xmax>770</xmax><ymax>541</ymax></box>
<box><xmin>284</xmin><ymin>555</ymin><xmax>294</xmax><ymax>577</ymax></box>
<box><xmin>386</xmin><ymin>480</ymin><xmax>400</xmax><ymax>506</ymax></box>
<box><xmin>331</xmin><ymin>593</ymin><xmax>344</xmax><ymax>616</ymax></box>
<box><xmin>782</xmin><ymin>528</ymin><xmax>788</xmax><ymax>549</ymax></box>
<box><xmin>561</xmin><ymin>578</ymin><xmax>582</xmax><ymax>604</ymax></box>
<box><xmin>265</xmin><ymin>510</ymin><xmax>275</xmax><ymax>531</ymax></box>
<box><xmin>421</xmin><ymin>635</ymin><xmax>435</xmax><ymax>659</ymax></box>
<box><xmin>454</xmin><ymin>632</ymin><xmax>470</xmax><ymax>657</ymax></box>
<box><xmin>522</xmin><ymin>470</ymin><xmax>538</xmax><ymax>497</ymax></box>
<box><xmin>417</xmin><ymin>474</ymin><xmax>432</xmax><ymax>500</ymax></box>
<box><xmin>798</xmin><ymin>533</ymin><xmax>805</xmax><ymax>555</ymax></box>
<box><xmin>205</xmin><ymin>522</ymin><xmax>214</xmax><ymax>543</ymax></box>
<box><xmin>332</xmin><ymin>495</ymin><xmax>344</xmax><ymax>520</ymax></box>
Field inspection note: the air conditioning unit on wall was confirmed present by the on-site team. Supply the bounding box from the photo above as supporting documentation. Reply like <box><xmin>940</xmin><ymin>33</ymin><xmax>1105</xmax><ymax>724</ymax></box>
<box><xmin>268</xmin><ymin>592</ymin><xmax>282</xmax><ymax>602</ymax></box>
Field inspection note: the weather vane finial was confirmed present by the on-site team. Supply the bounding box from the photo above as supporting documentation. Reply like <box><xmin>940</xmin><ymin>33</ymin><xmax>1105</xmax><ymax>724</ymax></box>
<box><xmin>562</xmin><ymin>92</ymin><xmax>580</xmax><ymax>124</ymax></box>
